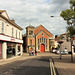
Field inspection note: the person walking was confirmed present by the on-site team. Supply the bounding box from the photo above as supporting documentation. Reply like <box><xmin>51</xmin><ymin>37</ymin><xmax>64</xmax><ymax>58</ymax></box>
<box><xmin>29</xmin><ymin>50</ymin><xmax>31</xmax><ymax>56</ymax></box>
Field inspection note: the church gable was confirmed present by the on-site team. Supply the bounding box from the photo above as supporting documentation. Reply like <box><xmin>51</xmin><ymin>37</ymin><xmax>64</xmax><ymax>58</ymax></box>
<box><xmin>0</xmin><ymin>10</ymin><xmax>9</xmax><ymax>19</ymax></box>
<box><xmin>34</xmin><ymin>25</ymin><xmax>53</xmax><ymax>38</ymax></box>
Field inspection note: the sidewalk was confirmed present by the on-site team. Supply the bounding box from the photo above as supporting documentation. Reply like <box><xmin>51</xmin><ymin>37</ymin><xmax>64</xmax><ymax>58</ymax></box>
<box><xmin>37</xmin><ymin>52</ymin><xmax>75</xmax><ymax>75</ymax></box>
<box><xmin>0</xmin><ymin>53</ymin><xmax>37</xmax><ymax>66</ymax></box>
<box><xmin>49</xmin><ymin>53</ymin><xmax>75</xmax><ymax>75</ymax></box>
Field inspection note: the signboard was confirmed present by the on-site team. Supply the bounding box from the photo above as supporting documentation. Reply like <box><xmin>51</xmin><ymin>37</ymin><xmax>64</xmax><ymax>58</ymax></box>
<box><xmin>0</xmin><ymin>34</ymin><xmax>23</xmax><ymax>44</ymax></box>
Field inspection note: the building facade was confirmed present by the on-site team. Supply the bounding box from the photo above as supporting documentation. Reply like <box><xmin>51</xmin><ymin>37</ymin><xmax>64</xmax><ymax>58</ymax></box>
<box><xmin>0</xmin><ymin>10</ymin><xmax>23</xmax><ymax>60</ymax></box>
<box><xmin>23</xmin><ymin>25</ymin><xmax>54</xmax><ymax>53</ymax></box>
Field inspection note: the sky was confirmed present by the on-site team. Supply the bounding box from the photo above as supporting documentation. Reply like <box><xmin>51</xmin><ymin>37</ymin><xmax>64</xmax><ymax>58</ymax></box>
<box><xmin>0</xmin><ymin>0</ymin><xmax>70</xmax><ymax>35</ymax></box>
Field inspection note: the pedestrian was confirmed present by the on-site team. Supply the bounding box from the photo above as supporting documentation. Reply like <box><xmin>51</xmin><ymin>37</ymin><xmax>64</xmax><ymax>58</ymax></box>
<box><xmin>29</xmin><ymin>50</ymin><xmax>31</xmax><ymax>56</ymax></box>
<box><xmin>32</xmin><ymin>50</ymin><xmax>34</xmax><ymax>55</ymax></box>
<box><xmin>35</xmin><ymin>51</ymin><xmax>37</xmax><ymax>56</ymax></box>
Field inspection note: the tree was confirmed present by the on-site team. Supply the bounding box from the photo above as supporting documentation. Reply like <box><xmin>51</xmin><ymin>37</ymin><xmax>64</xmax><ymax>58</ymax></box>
<box><xmin>60</xmin><ymin>0</ymin><xmax>75</xmax><ymax>62</ymax></box>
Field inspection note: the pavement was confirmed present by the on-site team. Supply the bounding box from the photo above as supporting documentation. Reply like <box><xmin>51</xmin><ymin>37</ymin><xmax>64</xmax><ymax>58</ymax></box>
<box><xmin>0</xmin><ymin>52</ymin><xmax>75</xmax><ymax>75</ymax></box>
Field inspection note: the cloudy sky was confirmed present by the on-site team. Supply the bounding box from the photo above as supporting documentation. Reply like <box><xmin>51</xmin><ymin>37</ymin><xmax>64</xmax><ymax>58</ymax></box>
<box><xmin>0</xmin><ymin>0</ymin><xmax>70</xmax><ymax>35</ymax></box>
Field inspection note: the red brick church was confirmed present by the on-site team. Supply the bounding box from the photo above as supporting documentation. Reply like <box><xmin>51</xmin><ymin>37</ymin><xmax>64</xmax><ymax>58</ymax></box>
<box><xmin>23</xmin><ymin>25</ymin><xmax>55</xmax><ymax>53</ymax></box>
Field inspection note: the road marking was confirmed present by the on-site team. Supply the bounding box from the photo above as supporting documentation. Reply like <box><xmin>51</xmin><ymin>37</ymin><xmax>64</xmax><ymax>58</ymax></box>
<box><xmin>50</xmin><ymin>59</ymin><xmax>56</xmax><ymax>75</ymax></box>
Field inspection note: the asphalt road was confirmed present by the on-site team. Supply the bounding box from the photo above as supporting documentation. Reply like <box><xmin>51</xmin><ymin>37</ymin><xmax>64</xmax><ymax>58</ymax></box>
<box><xmin>0</xmin><ymin>56</ymin><xmax>51</xmax><ymax>75</ymax></box>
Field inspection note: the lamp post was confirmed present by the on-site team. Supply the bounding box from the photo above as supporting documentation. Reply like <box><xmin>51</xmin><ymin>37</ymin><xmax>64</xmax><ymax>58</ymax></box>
<box><xmin>58</xmin><ymin>41</ymin><xmax>63</xmax><ymax>59</ymax></box>
<box><xmin>51</xmin><ymin>16</ymin><xmax>63</xmax><ymax>59</ymax></box>
<box><xmin>50</xmin><ymin>16</ymin><xmax>60</xmax><ymax>36</ymax></box>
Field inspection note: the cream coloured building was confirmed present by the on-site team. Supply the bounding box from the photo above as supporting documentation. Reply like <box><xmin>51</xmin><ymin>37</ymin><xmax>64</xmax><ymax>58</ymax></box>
<box><xmin>0</xmin><ymin>10</ymin><xmax>23</xmax><ymax>60</ymax></box>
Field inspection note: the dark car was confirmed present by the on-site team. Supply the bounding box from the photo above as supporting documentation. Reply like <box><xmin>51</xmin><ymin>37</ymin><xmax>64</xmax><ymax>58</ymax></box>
<box><xmin>7</xmin><ymin>48</ymin><xmax>12</xmax><ymax>54</ymax></box>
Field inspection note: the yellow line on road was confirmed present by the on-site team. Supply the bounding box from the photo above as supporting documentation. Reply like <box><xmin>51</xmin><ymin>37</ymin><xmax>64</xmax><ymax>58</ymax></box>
<box><xmin>49</xmin><ymin>59</ymin><xmax>56</xmax><ymax>75</ymax></box>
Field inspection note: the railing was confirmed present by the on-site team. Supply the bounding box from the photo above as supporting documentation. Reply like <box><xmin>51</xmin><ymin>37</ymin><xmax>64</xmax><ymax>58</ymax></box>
<box><xmin>50</xmin><ymin>59</ymin><xmax>56</xmax><ymax>75</ymax></box>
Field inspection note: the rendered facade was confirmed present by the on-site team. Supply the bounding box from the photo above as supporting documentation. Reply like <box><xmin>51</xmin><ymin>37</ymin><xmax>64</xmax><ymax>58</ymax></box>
<box><xmin>0</xmin><ymin>10</ymin><xmax>23</xmax><ymax>60</ymax></box>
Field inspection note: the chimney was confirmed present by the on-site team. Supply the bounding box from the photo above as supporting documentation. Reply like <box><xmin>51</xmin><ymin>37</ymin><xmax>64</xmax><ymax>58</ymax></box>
<box><xmin>11</xmin><ymin>19</ymin><xmax>15</xmax><ymax>23</ymax></box>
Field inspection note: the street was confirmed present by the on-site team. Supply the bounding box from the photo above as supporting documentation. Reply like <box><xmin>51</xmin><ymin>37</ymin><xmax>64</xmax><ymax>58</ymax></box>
<box><xmin>0</xmin><ymin>56</ymin><xmax>51</xmax><ymax>75</ymax></box>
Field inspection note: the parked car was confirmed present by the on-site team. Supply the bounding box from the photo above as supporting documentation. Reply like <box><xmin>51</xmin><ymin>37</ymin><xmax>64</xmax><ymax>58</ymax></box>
<box><xmin>57</xmin><ymin>50</ymin><xmax>68</xmax><ymax>55</ymax></box>
<box><xmin>7</xmin><ymin>48</ymin><xmax>13</xmax><ymax>54</ymax></box>
<box><xmin>52</xmin><ymin>49</ymin><xmax>57</xmax><ymax>53</ymax></box>
<box><xmin>52</xmin><ymin>48</ymin><xmax>58</xmax><ymax>54</ymax></box>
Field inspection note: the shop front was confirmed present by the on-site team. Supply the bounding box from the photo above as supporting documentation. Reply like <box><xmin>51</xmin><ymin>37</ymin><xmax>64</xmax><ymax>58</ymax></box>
<box><xmin>7</xmin><ymin>43</ymin><xmax>16</xmax><ymax>58</ymax></box>
<box><xmin>0</xmin><ymin>34</ymin><xmax>23</xmax><ymax>60</ymax></box>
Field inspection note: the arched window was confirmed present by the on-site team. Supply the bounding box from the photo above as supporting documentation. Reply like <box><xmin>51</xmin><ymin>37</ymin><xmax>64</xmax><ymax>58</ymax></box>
<box><xmin>46</xmin><ymin>45</ymin><xmax>47</xmax><ymax>49</ymax></box>
<box><xmin>46</xmin><ymin>39</ymin><xmax>47</xmax><ymax>44</ymax></box>
<box><xmin>38</xmin><ymin>45</ymin><xmax>40</xmax><ymax>50</ymax></box>
<box><xmin>44</xmin><ymin>38</ymin><xmax>45</xmax><ymax>43</ymax></box>
<box><xmin>40</xmin><ymin>38</ymin><xmax>41</xmax><ymax>43</ymax></box>
<box><xmin>42</xmin><ymin>37</ymin><xmax>43</xmax><ymax>42</ymax></box>
<box><xmin>38</xmin><ymin>39</ymin><xmax>39</xmax><ymax>44</ymax></box>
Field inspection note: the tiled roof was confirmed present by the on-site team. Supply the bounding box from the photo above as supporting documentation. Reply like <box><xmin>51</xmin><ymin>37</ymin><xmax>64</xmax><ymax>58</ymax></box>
<box><xmin>26</xmin><ymin>25</ymin><xmax>35</xmax><ymax>28</ymax></box>
<box><xmin>34</xmin><ymin>25</ymin><xmax>53</xmax><ymax>37</ymax></box>
<box><xmin>61</xmin><ymin>33</ymin><xmax>66</xmax><ymax>35</ymax></box>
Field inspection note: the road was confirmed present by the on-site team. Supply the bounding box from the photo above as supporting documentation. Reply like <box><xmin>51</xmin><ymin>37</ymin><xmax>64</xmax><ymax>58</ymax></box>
<box><xmin>0</xmin><ymin>56</ymin><xmax>51</xmax><ymax>75</ymax></box>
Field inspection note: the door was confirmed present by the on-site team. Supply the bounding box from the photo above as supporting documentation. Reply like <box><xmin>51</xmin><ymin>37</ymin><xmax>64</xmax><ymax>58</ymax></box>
<box><xmin>41</xmin><ymin>44</ymin><xmax>45</xmax><ymax>52</ymax></box>
<box><xmin>30</xmin><ymin>48</ymin><xmax>32</xmax><ymax>53</ymax></box>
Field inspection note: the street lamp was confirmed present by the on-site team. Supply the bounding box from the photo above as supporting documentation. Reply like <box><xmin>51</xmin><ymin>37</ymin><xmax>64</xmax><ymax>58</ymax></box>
<box><xmin>50</xmin><ymin>16</ymin><xmax>63</xmax><ymax>59</ymax></box>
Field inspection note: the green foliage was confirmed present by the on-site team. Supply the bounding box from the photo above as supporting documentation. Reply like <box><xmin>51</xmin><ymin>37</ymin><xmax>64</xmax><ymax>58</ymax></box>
<box><xmin>60</xmin><ymin>0</ymin><xmax>75</xmax><ymax>39</ymax></box>
<box><xmin>60</xmin><ymin>35</ymin><xmax>64</xmax><ymax>39</ymax></box>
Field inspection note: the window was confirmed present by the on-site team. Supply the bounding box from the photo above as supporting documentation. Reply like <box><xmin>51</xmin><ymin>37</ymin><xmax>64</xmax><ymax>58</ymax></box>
<box><xmin>29</xmin><ymin>30</ymin><xmax>33</xmax><ymax>35</ymax></box>
<box><xmin>40</xmin><ymin>38</ymin><xmax>41</xmax><ymax>43</ymax></box>
<box><xmin>41</xmin><ymin>33</ymin><xmax>44</xmax><ymax>36</ymax></box>
<box><xmin>16</xmin><ymin>30</ymin><xmax>17</xmax><ymax>38</ymax></box>
<box><xmin>38</xmin><ymin>39</ymin><xmax>39</xmax><ymax>44</ymax></box>
<box><xmin>44</xmin><ymin>38</ymin><xmax>45</xmax><ymax>43</ymax></box>
<box><xmin>38</xmin><ymin>45</ymin><xmax>40</xmax><ymax>50</ymax></box>
<box><xmin>30</xmin><ymin>39</ymin><xmax>32</xmax><ymax>45</ymax></box>
<box><xmin>2</xmin><ymin>22</ymin><xmax>4</xmax><ymax>33</ymax></box>
<box><xmin>19</xmin><ymin>32</ymin><xmax>20</xmax><ymax>39</ymax></box>
<box><xmin>46</xmin><ymin>39</ymin><xmax>47</xmax><ymax>44</ymax></box>
<box><xmin>46</xmin><ymin>45</ymin><xmax>47</xmax><ymax>49</ymax></box>
<box><xmin>42</xmin><ymin>37</ymin><xmax>43</xmax><ymax>42</ymax></box>
<box><xmin>12</xmin><ymin>28</ymin><xmax>14</xmax><ymax>37</ymax></box>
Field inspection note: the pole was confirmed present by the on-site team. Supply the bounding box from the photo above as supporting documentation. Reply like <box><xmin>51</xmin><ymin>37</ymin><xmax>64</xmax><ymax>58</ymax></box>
<box><xmin>71</xmin><ymin>38</ymin><xmax>73</xmax><ymax>62</ymax></box>
<box><xmin>60</xmin><ymin>44</ymin><xmax>61</xmax><ymax>59</ymax></box>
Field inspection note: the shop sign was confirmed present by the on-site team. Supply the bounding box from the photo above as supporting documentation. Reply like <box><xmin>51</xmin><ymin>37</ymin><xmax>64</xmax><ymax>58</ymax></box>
<box><xmin>11</xmin><ymin>38</ymin><xmax>15</xmax><ymax>42</ymax></box>
<box><xmin>0</xmin><ymin>34</ymin><xmax>23</xmax><ymax>43</ymax></box>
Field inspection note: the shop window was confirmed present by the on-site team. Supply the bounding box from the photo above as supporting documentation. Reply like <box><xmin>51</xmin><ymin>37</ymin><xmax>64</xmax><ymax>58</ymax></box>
<box><xmin>2</xmin><ymin>22</ymin><xmax>4</xmax><ymax>33</ymax></box>
<box><xmin>74</xmin><ymin>46</ymin><xmax>75</xmax><ymax>53</ymax></box>
<box><xmin>29</xmin><ymin>30</ymin><xmax>33</xmax><ymax>35</ymax></box>
<box><xmin>7</xmin><ymin>43</ymin><xmax>16</xmax><ymax>58</ymax></box>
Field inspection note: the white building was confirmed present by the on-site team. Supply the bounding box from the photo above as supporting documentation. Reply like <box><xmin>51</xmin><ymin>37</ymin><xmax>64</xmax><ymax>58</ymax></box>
<box><xmin>0</xmin><ymin>10</ymin><xmax>23</xmax><ymax>60</ymax></box>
